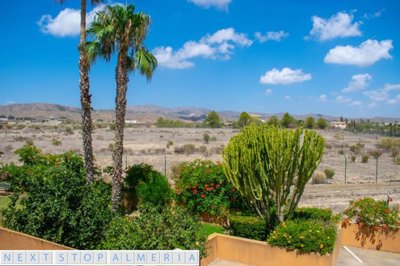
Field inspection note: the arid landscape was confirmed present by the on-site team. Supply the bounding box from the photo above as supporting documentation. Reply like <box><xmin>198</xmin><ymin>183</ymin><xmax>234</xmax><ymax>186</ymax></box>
<box><xmin>1</xmin><ymin>124</ymin><xmax>399</xmax><ymax>212</ymax></box>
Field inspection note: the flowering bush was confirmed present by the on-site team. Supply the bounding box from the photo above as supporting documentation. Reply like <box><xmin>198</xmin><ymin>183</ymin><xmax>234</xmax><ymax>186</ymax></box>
<box><xmin>343</xmin><ymin>197</ymin><xmax>400</xmax><ymax>231</ymax></box>
<box><xmin>175</xmin><ymin>160</ymin><xmax>241</xmax><ymax>218</ymax></box>
<box><xmin>268</xmin><ymin>220</ymin><xmax>336</xmax><ymax>255</ymax></box>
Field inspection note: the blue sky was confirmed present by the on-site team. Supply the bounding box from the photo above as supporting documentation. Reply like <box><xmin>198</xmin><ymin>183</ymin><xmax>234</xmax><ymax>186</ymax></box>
<box><xmin>0</xmin><ymin>0</ymin><xmax>399</xmax><ymax>118</ymax></box>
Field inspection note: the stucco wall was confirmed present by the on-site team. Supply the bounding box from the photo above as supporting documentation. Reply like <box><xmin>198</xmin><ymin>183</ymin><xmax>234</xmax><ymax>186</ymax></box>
<box><xmin>0</xmin><ymin>227</ymin><xmax>72</xmax><ymax>250</ymax></box>
<box><xmin>340</xmin><ymin>223</ymin><xmax>400</xmax><ymax>253</ymax></box>
<box><xmin>201</xmin><ymin>233</ymin><xmax>336</xmax><ymax>266</ymax></box>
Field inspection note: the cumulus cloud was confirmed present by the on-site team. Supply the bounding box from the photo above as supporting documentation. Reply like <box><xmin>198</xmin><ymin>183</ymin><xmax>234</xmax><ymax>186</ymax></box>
<box><xmin>254</xmin><ymin>31</ymin><xmax>289</xmax><ymax>43</ymax></box>
<box><xmin>324</xmin><ymin>39</ymin><xmax>393</xmax><ymax>66</ymax></box>
<box><xmin>307</xmin><ymin>11</ymin><xmax>361</xmax><ymax>41</ymax></box>
<box><xmin>259</xmin><ymin>67</ymin><xmax>312</xmax><ymax>85</ymax></box>
<box><xmin>349</xmin><ymin>100</ymin><xmax>362</xmax><ymax>107</ymax></box>
<box><xmin>38</xmin><ymin>5</ymin><xmax>105</xmax><ymax>37</ymax></box>
<box><xmin>363</xmin><ymin>83</ymin><xmax>400</xmax><ymax>105</ymax></box>
<box><xmin>153</xmin><ymin>27</ymin><xmax>252</xmax><ymax>69</ymax></box>
<box><xmin>188</xmin><ymin>0</ymin><xmax>231</xmax><ymax>10</ymax></box>
<box><xmin>342</xmin><ymin>74</ymin><xmax>372</xmax><ymax>93</ymax></box>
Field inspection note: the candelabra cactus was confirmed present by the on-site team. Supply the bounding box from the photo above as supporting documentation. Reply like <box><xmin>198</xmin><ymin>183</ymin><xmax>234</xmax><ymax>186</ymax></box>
<box><xmin>223</xmin><ymin>124</ymin><xmax>324</xmax><ymax>232</ymax></box>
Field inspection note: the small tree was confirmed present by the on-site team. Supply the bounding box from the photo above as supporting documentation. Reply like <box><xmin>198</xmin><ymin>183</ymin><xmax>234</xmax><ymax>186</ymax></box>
<box><xmin>305</xmin><ymin>116</ymin><xmax>315</xmax><ymax>129</ymax></box>
<box><xmin>205</xmin><ymin>111</ymin><xmax>222</xmax><ymax>128</ymax></box>
<box><xmin>267</xmin><ymin>115</ymin><xmax>279</xmax><ymax>126</ymax></box>
<box><xmin>223</xmin><ymin>125</ymin><xmax>324</xmax><ymax>232</ymax></box>
<box><xmin>281</xmin><ymin>112</ymin><xmax>295</xmax><ymax>128</ymax></box>
<box><xmin>316</xmin><ymin>117</ymin><xmax>328</xmax><ymax>129</ymax></box>
<box><xmin>238</xmin><ymin>112</ymin><xmax>252</xmax><ymax>128</ymax></box>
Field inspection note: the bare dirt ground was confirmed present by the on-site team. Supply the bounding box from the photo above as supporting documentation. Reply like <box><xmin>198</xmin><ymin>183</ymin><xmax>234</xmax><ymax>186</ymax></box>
<box><xmin>1</xmin><ymin>126</ymin><xmax>399</xmax><ymax>212</ymax></box>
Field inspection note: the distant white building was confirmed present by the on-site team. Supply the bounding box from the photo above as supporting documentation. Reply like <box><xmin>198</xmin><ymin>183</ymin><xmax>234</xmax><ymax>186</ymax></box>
<box><xmin>331</xmin><ymin>121</ymin><xmax>347</xmax><ymax>129</ymax></box>
<box><xmin>125</xmin><ymin>120</ymin><xmax>140</xmax><ymax>124</ymax></box>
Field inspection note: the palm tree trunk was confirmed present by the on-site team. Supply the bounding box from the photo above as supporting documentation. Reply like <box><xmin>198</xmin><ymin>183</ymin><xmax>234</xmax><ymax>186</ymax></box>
<box><xmin>112</xmin><ymin>51</ymin><xmax>128</xmax><ymax>211</ymax></box>
<box><xmin>79</xmin><ymin>0</ymin><xmax>95</xmax><ymax>182</ymax></box>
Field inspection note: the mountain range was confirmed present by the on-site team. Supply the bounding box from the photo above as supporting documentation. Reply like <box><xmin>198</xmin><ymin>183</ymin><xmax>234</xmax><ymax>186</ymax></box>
<box><xmin>0</xmin><ymin>103</ymin><xmax>398</xmax><ymax>123</ymax></box>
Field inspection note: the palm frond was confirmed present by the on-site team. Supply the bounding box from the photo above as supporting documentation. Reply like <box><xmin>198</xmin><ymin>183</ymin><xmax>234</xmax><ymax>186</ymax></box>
<box><xmin>135</xmin><ymin>47</ymin><xmax>157</xmax><ymax>81</ymax></box>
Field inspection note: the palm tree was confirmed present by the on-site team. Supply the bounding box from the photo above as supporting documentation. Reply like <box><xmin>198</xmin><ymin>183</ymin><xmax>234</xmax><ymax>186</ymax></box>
<box><xmin>87</xmin><ymin>4</ymin><xmax>157</xmax><ymax>211</ymax></box>
<box><xmin>57</xmin><ymin>0</ymin><xmax>102</xmax><ymax>182</ymax></box>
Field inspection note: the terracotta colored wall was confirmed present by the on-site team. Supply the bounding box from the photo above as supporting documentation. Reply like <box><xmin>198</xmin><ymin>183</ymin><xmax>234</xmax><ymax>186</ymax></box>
<box><xmin>201</xmin><ymin>233</ymin><xmax>336</xmax><ymax>266</ymax></box>
<box><xmin>340</xmin><ymin>223</ymin><xmax>400</xmax><ymax>253</ymax></box>
<box><xmin>0</xmin><ymin>227</ymin><xmax>72</xmax><ymax>250</ymax></box>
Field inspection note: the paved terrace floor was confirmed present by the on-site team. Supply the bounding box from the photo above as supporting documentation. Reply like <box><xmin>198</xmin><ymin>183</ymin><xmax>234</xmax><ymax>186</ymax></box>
<box><xmin>206</xmin><ymin>246</ymin><xmax>400</xmax><ymax>266</ymax></box>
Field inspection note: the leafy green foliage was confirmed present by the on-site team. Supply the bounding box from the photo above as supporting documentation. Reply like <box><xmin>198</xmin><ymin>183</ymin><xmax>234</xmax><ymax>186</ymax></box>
<box><xmin>203</xmin><ymin>133</ymin><xmax>210</xmax><ymax>144</ymax></box>
<box><xmin>205</xmin><ymin>111</ymin><xmax>222</xmax><ymax>128</ymax></box>
<box><xmin>316</xmin><ymin>117</ymin><xmax>328</xmax><ymax>129</ymax></box>
<box><xmin>290</xmin><ymin>208</ymin><xmax>334</xmax><ymax>222</ymax></box>
<box><xmin>229</xmin><ymin>215</ymin><xmax>267</xmax><ymax>241</ymax></box>
<box><xmin>268</xmin><ymin>219</ymin><xmax>336</xmax><ymax>255</ymax></box>
<box><xmin>281</xmin><ymin>112</ymin><xmax>295</xmax><ymax>128</ymax></box>
<box><xmin>100</xmin><ymin>204</ymin><xmax>206</xmax><ymax>254</ymax></box>
<box><xmin>237</xmin><ymin>112</ymin><xmax>252</xmax><ymax>128</ymax></box>
<box><xmin>343</xmin><ymin>198</ymin><xmax>399</xmax><ymax>231</ymax></box>
<box><xmin>123</xmin><ymin>164</ymin><xmax>172</xmax><ymax>212</ymax></box>
<box><xmin>2</xmin><ymin>158</ymin><xmax>113</xmax><ymax>249</ymax></box>
<box><xmin>323</xmin><ymin>168</ymin><xmax>335</xmax><ymax>179</ymax></box>
<box><xmin>267</xmin><ymin>115</ymin><xmax>279</xmax><ymax>126</ymax></box>
<box><xmin>305</xmin><ymin>116</ymin><xmax>315</xmax><ymax>129</ymax></box>
<box><xmin>175</xmin><ymin>160</ymin><xmax>241</xmax><ymax>218</ymax></box>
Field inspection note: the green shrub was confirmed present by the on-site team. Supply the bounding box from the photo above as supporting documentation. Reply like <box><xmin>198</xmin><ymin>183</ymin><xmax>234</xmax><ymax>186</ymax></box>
<box><xmin>343</xmin><ymin>198</ymin><xmax>399</xmax><ymax>230</ymax></box>
<box><xmin>65</xmin><ymin>127</ymin><xmax>74</xmax><ymax>135</ymax></box>
<box><xmin>361</xmin><ymin>154</ymin><xmax>369</xmax><ymax>163</ymax></box>
<box><xmin>268</xmin><ymin>219</ymin><xmax>336</xmax><ymax>255</ymax></box>
<box><xmin>369</xmin><ymin>149</ymin><xmax>383</xmax><ymax>159</ymax></box>
<box><xmin>323</xmin><ymin>168</ymin><xmax>335</xmax><ymax>179</ymax></box>
<box><xmin>377</xmin><ymin>138</ymin><xmax>400</xmax><ymax>151</ymax></box>
<box><xmin>350</xmin><ymin>145</ymin><xmax>361</xmax><ymax>155</ymax></box>
<box><xmin>338</xmin><ymin>149</ymin><xmax>344</xmax><ymax>155</ymax></box>
<box><xmin>203</xmin><ymin>133</ymin><xmax>210</xmax><ymax>144</ymax></box>
<box><xmin>100</xmin><ymin>204</ymin><xmax>206</xmax><ymax>254</ymax></box>
<box><xmin>175</xmin><ymin>160</ymin><xmax>242</xmax><ymax>218</ymax></box>
<box><xmin>350</xmin><ymin>155</ymin><xmax>356</xmax><ymax>162</ymax></box>
<box><xmin>229</xmin><ymin>215</ymin><xmax>267</xmax><ymax>241</ymax></box>
<box><xmin>123</xmin><ymin>164</ymin><xmax>172</xmax><ymax>212</ymax></box>
<box><xmin>136</xmin><ymin>172</ymin><xmax>173</xmax><ymax>207</ymax></box>
<box><xmin>290</xmin><ymin>208</ymin><xmax>333</xmax><ymax>222</ymax></box>
<box><xmin>51</xmin><ymin>138</ymin><xmax>62</xmax><ymax>146</ymax></box>
<box><xmin>2</xmin><ymin>163</ymin><xmax>113</xmax><ymax>249</ymax></box>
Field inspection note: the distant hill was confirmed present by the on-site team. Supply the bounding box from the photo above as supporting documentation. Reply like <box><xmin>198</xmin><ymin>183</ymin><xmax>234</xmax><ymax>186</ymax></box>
<box><xmin>0</xmin><ymin>103</ymin><xmax>398</xmax><ymax>123</ymax></box>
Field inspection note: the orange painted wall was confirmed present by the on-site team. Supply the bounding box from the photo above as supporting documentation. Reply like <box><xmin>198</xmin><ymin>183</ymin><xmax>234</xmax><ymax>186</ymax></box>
<box><xmin>0</xmin><ymin>227</ymin><xmax>72</xmax><ymax>250</ymax></box>
<box><xmin>201</xmin><ymin>233</ymin><xmax>336</xmax><ymax>266</ymax></box>
<box><xmin>340</xmin><ymin>223</ymin><xmax>400</xmax><ymax>253</ymax></box>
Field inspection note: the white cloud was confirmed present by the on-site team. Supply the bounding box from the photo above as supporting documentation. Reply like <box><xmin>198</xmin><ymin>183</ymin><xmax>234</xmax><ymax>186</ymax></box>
<box><xmin>264</xmin><ymin>89</ymin><xmax>272</xmax><ymax>96</ymax></box>
<box><xmin>259</xmin><ymin>67</ymin><xmax>312</xmax><ymax>85</ymax></box>
<box><xmin>382</xmin><ymin>83</ymin><xmax>400</xmax><ymax>92</ymax></box>
<box><xmin>153</xmin><ymin>27</ymin><xmax>252</xmax><ymax>69</ymax></box>
<box><xmin>188</xmin><ymin>0</ymin><xmax>231</xmax><ymax>10</ymax></box>
<box><xmin>363</xmin><ymin>84</ymin><xmax>400</xmax><ymax>105</ymax></box>
<box><xmin>38</xmin><ymin>5</ymin><xmax>105</xmax><ymax>37</ymax></box>
<box><xmin>367</xmin><ymin>102</ymin><xmax>378</xmax><ymax>108</ymax></box>
<box><xmin>318</xmin><ymin>94</ymin><xmax>328</xmax><ymax>102</ymax></box>
<box><xmin>349</xmin><ymin>100</ymin><xmax>362</xmax><ymax>107</ymax></box>
<box><xmin>284</xmin><ymin>96</ymin><xmax>291</xmax><ymax>100</ymax></box>
<box><xmin>254</xmin><ymin>31</ymin><xmax>289</xmax><ymax>43</ymax></box>
<box><xmin>336</xmin><ymin>95</ymin><xmax>351</xmax><ymax>103</ymax></box>
<box><xmin>364</xmin><ymin>9</ymin><xmax>385</xmax><ymax>20</ymax></box>
<box><xmin>324</xmin><ymin>39</ymin><xmax>393</xmax><ymax>66</ymax></box>
<box><xmin>308</xmin><ymin>12</ymin><xmax>361</xmax><ymax>41</ymax></box>
<box><xmin>342</xmin><ymin>74</ymin><xmax>371</xmax><ymax>93</ymax></box>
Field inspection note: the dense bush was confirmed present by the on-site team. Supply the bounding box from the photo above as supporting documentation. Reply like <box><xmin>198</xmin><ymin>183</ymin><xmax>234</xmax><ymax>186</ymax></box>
<box><xmin>290</xmin><ymin>208</ymin><xmax>333</xmax><ymax>222</ymax></box>
<box><xmin>323</xmin><ymin>168</ymin><xmax>335</xmax><ymax>179</ymax></box>
<box><xmin>343</xmin><ymin>198</ymin><xmax>399</xmax><ymax>231</ymax></box>
<box><xmin>268</xmin><ymin>219</ymin><xmax>336</xmax><ymax>255</ymax></box>
<box><xmin>100</xmin><ymin>204</ymin><xmax>206</xmax><ymax>254</ymax></box>
<box><xmin>175</xmin><ymin>160</ymin><xmax>242</xmax><ymax>218</ymax></box>
<box><xmin>312</xmin><ymin>171</ymin><xmax>327</xmax><ymax>184</ymax></box>
<box><xmin>123</xmin><ymin>163</ymin><xmax>172</xmax><ymax>212</ymax></box>
<box><xmin>361</xmin><ymin>154</ymin><xmax>369</xmax><ymax>163</ymax></box>
<box><xmin>2</xmin><ymin>163</ymin><xmax>113</xmax><ymax>249</ymax></box>
<box><xmin>228</xmin><ymin>215</ymin><xmax>267</xmax><ymax>241</ymax></box>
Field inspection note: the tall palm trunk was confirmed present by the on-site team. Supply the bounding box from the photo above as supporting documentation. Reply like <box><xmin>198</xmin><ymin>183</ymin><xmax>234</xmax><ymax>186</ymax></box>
<box><xmin>112</xmin><ymin>50</ymin><xmax>128</xmax><ymax>211</ymax></box>
<box><xmin>79</xmin><ymin>0</ymin><xmax>94</xmax><ymax>182</ymax></box>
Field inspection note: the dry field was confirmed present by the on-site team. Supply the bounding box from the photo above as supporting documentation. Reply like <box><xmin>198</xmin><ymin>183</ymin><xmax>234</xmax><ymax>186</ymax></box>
<box><xmin>0</xmin><ymin>125</ymin><xmax>399</xmax><ymax>212</ymax></box>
